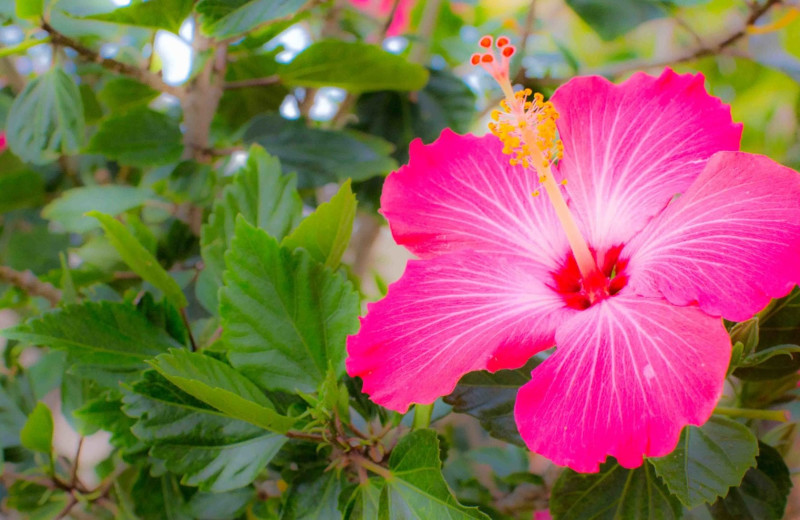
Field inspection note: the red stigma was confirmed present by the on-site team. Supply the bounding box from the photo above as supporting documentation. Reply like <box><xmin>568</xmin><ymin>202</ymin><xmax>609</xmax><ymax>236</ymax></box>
<box><xmin>502</xmin><ymin>46</ymin><xmax>515</xmax><ymax>58</ymax></box>
<box><xmin>497</xmin><ymin>36</ymin><xmax>510</xmax><ymax>47</ymax></box>
<box><xmin>470</xmin><ymin>53</ymin><xmax>481</xmax><ymax>65</ymax></box>
<box><xmin>479</xmin><ymin>35</ymin><xmax>493</xmax><ymax>48</ymax></box>
<box><xmin>481</xmin><ymin>54</ymin><xmax>494</xmax><ymax>63</ymax></box>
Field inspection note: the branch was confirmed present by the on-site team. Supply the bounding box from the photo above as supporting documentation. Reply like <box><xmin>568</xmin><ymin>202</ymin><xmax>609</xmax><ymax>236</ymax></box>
<box><xmin>41</xmin><ymin>21</ymin><xmax>183</xmax><ymax>97</ymax></box>
<box><xmin>223</xmin><ymin>75</ymin><xmax>280</xmax><ymax>89</ymax></box>
<box><xmin>0</xmin><ymin>265</ymin><xmax>61</xmax><ymax>306</ymax></box>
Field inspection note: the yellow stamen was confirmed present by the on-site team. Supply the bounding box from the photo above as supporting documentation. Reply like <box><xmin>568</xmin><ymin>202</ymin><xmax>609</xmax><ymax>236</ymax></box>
<box><xmin>747</xmin><ymin>7</ymin><xmax>799</xmax><ymax>35</ymax></box>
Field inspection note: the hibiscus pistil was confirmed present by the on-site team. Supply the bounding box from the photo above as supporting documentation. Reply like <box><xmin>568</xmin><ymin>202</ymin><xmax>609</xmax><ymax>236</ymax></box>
<box><xmin>472</xmin><ymin>35</ymin><xmax>600</xmax><ymax>284</ymax></box>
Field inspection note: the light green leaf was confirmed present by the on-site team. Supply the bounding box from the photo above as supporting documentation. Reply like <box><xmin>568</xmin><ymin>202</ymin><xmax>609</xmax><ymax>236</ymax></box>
<box><xmin>149</xmin><ymin>350</ymin><xmax>296</xmax><ymax>434</ymax></box>
<box><xmin>6</xmin><ymin>67</ymin><xmax>84</xmax><ymax>164</ymax></box>
<box><xmin>196</xmin><ymin>0</ymin><xmax>311</xmax><ymax>38</ymax></box>
<box><xmin>124</xmin><ymin>371</ymin><xmax>285</xmax><ymax>492</ymax></box>
<box><xmin>20</xmin><ymin>402</ymin><xmax>53</xmax><ymax>454</ymax></box>
<box><xmin>86</xmin><ymin>107</ymin><xmax>182</xmax><ymax>167</ymax></box>
<box><xmin>551</xmin><ymin>460</ymin><xmax>682</xmax><ymax>519</ymax></box>
<box><xmin>244</xmin><ymin>114</ymin><xmax>397</xmax><ymax>189</ymax></box>
<box><xmin>97</xmin><ymin>77</ymin><xmax>160</xmax><ymax>113</ymax></box>
<box><xmin>279</xmin><ymin>40</ymin><xmax>429</xmax><ymax>92</ymax></box>
<box><xmin>42</xmin><ymin>185</ymin><xmax>152</xmax><ymax>233</ymax></box>
<box><xmin>15</xmin><ymin>0</ymin><xmax>43</xmax><ymax>19</ymax></box>
<box><xmin>2</xmin><ymin>301</ymin><xmax>184</xmax><ymax>389</ymax></box>
<box><xmin>88</xmin><ymin>211</ymin><xmax>188</xmax><ymax>309</ymax></box>
<box><xmin>220</xmin><ymin>218</ymin><xmax>359</xmax><ymax>393</ymax></box>
<box><xmin>282</xmin><ymin>180</ymin><xmax>356</xmax><ymax>269</ymax></box>
<box><xmin>82</xmin><ymin>0</ymin><xmax>194</xmax><ymax>33</ymax></box>
<box><xmin>199</xmin><ymin>145</ymin><xmax>302</xmax><ymax>313</ymax></box>
<box><xmin>650</xmin><ymin>416</ymin><xmax>758</xmax><ymax>508</ymax></box>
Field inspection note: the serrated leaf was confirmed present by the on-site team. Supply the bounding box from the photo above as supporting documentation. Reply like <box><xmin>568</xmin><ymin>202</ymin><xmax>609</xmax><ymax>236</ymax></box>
<box><xmin>279</xmin><ymin>40</ymin><xmax>428</xmax><ymax>92</ymax></box>
<box><xmin>42</xmin><ymin>185</ymin><xmax>152</xmax><ymax>233</ymax></box>
<box><xmin>149</xmin><ymin>349</ymin><xmax>296</xmax><ymax>433</ymax></box>
<box><xmin>196</xmin><ymin>0</ymin><xmax>310</xmax><ymax>38</ymax></box>
<box><xmin>88</xmin><ymin>211</ymin><xmax>188</xmax><ymax>309</ymax></box>
<box><xmin>444</xmin><ymin>358</ymin><xmax>542</xmax><ymax>446</ymax></box>
<box><xmin>551</xmin><ymin>460</ymin><xmax>682</xmax><ymax>519</ymax></box>
<box><xmin>378</xmin><ymin>429</ymin><xmax>489</xmax><ymax>519</ymax></box>
<box><xmin>244</xmin><ymin>114</ymin><xmax>397</xmax><ymax>189</ymax></box>
<box><xmin>220</xmin><ymin>218</ymin><xmax>359</xmax><ymax>393</ymax></box>
<box><xmin>650</xmin><ymin>416</ymin><xmax>758</xmax><ymax>508</ymax></box>
<box><xmin>199</xmin><ymin>145</ymin><xmax>302</xmax><ymax>313</ymax></box>
<box><xmin>98</xmin><ymin>77</ymin><xmax>160</xmax><ymax>112</ymax></box>
<box><xmin>82</xmin><ymin>0</ymin><xmax>193</xmax><ymax>33</ymax></box>
<box><xmin>124</xmin><ymin>370</ymin><xmax>285</xmax><ymax>492</ymax></box>
<box><xmin>700</xmin><ymin>443</ymin><xmax>792</xmax><ymax>520</ymax></box>
<box><xmin>281</xmin><ymin>470</ymin><xmax>344</xmax><ymax>519</ymax></box>
<box><xmin>20</xmin><ymin>402</ymin><xmax>53</xmax><ymax>454</ymax></box>
<box><xmin>2</xmin><ymin>301</ymin><xmax>184</xmax><ymax>389</ymax></box>
<box><xmin>7</xmin><ymin>67</ymin><xmax>84</xmax><ymax>164</ymax></box>
<box><xmin>282</xmin><ymin>180</ymin><xmax>356</xmax><ymax>269</ymax></box>
<box><xmin>87</xmin><ymin>107</ymin><xmax>182</xmax><ymax>167</ymax></box>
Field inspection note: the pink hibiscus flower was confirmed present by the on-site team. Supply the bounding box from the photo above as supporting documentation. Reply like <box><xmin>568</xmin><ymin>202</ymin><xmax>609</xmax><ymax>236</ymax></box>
<box><xmin>346</xmin><ymin>37</ymin><xmax>800</xmax><ymax>472</ymax></box>
<box><xmin>349</xmin><ymin>0</ymin><xmax>414</xmax><ymax>37</ymax></box>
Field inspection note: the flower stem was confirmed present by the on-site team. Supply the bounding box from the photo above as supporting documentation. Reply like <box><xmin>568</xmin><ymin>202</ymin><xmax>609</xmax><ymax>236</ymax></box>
<box><xmin>714</xmin><ymin>406</ymin><xmax>789</xmax><ymax>422</ymax></box>
<box><xmin>413</xmin><ymin>403</ymin><xmax>433</xmax><ymax>430</ymax></box>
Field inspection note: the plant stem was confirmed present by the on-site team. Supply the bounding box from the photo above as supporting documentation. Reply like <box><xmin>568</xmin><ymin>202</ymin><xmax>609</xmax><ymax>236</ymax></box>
<box><xmin>413</xmin><ymin>403</ymin><xmax>433</xmax><ymax>430</ymax></box>
<box><xmin>0</xmin><ymin>265</ymin><xmax>62</xmax><ymax>306</ymax></box>
<box><xmin>714</xmin><ymin>406</ymin><xmax>788</xmax><ymax>422</ymax></box>
<box><xmin>351</xmin><ymin>453</ymin><xmax>393</xmax><ymax>480</ymax></box>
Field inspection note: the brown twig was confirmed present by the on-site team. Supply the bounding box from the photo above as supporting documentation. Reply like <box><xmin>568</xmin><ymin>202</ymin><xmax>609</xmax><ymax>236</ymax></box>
<box><xmin>41</xmin><ymin>21</ymin><xmax>183</xmax><ymax>97</ymax></box>
<box><xmin>223</xmin><ymin>75</ymin><xmax>281</xmax><ymax>89</ymax></box>
<box><xmin>0</xmin><ymin>265</ymin><xmax>61</xmax><ymax>306</ymax></box>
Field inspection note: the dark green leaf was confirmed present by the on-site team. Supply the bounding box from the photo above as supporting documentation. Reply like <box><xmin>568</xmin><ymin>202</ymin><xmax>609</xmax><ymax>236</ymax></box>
<box><xmin>82</xmin><ymin>0</ymin><xmax>194</xmax><ymax>32</ymax></box>
<box><xmin>220</xmin><ymin>218</ymin><xmax>359</xmax><ymax>393</ymax></box>
<box><xmin>73</xmin><ymin>397</ymin><xmax>142</xmax><ymax>452</ymax></box>
<box><xmin>0</xmin><ymin>376</ymin><xmax>32</xmax><ymax>448</ymax></box>
<box><xmin>218</xmin><ymin>50</ymin><xmax>288</xmax><ymax>130</ymax></box>
<box><xmin>444</xmin><ymin>358</ymin><xmax>542</xmax><ymax>446</ymax></box>
<box><xmin>199</xmin><ymin>145</ymin><xmax>302</xmax><ymax>313</ymax></box>
<box><xmin>701</xmin><ymin>443</ymin><xmax>792</xmax><ymax>520</ymax></box>
<box><xmin>20</xmin><ymin>402</ymin><xmax>53</xmax><ymax>454</ymax></box>
<box><xmin>2</xmin><ymin>301</ymin><xmax>184</xmax><ymax>389</ymax></box>
<box><xmin>42</xmin><ymin>185</ymin><xmax>153</xmax><ymax>233</ymax></box>
<box><xmin>281</xmin><ymin>470</ymin><xmax>344</xmax><ymax>519</ymax></box>
<box><xmin>124</xmin><ymin>370</ymin><xmax>285</xmax><ymax>492</ymax></box>
<box><xmin>551</xmin><ymin>460</ymin><xmax>682</xmax><ymax>519</ymax></box>
<box><xmin>565</xmin><ymin>0</ymin><xmax>666</xmax><ymax>41</ymax></box>
<box><xmin>149</xmin><ymin>349</ymin><xmax>296</xmax><ymax>433</ymax></box>
<box><xmin>87</xmin><ymin>107</ymin><xmax>182</xmax><ymax>167</ymax></box>
<box><xmin>196</xmin><ymin>0</ymin><xmax>311</xmax><ymax>38</ymax></box>
<box><xmin>738</xmin><ymin>344</ymin><xmax>800</xmax><ymax>367</ymax></box>
<box><xmin>279</xmin><ymin>40</ymin><xmax>428</xmax><ymax>92</ymax></box>
<box><xmin>98</xmin><ymin>77</ymin><xmax>160</xmax><ymax>112</ymax></box>
<box><xmin>244</xmin><ymin>114</ymin><xmax>397</xmax><ymax>188</ymax></box>
<box><xmin>0</xmin><ymin>168</ymin><xmax>44</xmax><ymax>213</ymax></box>
<box><xmin>5</xmin><ymin>481</ymin><xmax>69</xmax><ymax>518</ymax></box>
<box><xmin>650</xmin><ymin>416</ymin><xmax>758</xmax><ymax>508</ymax></box>
<box><xmin>282</xmin><ymin>180</ymin><xmax>356</xmax><ymax>269</ymax></box>
<box><xmin>7</xmin><ymin>67</ymin><xmax>85</xmax><ymax>164</ymax></box>
<box><xmin>186</xmin><ymin>487</ymin><xmax>255</xmax><ymax>519</ymax></box>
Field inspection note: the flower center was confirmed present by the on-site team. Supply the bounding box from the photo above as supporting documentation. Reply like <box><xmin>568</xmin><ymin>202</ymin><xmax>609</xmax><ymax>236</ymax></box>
<box><xmin>552</xmin><ymin>246</ymin><xmax>629</xmax><ymax>310</ymax></box>
<box><xmin>473</xmin><ymin>35</ymin><xmax>601</xmax><ymax>283</ymax></box>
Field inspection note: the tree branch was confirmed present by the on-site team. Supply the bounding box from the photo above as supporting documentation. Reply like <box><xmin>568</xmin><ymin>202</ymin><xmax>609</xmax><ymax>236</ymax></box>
<box><xmin>41</xmin><ymin>21</ymin><xmax>183</xmax><ymax>97</ymax></box>
<box><xmin>0</xmin><ymin>265</ymin><xmax>61</xmax><ymax>306</ymax></box>
<box><xmin>223</xmin><ymin>75</ymin><xmax>280</xmax><ymax>89</ymax></box>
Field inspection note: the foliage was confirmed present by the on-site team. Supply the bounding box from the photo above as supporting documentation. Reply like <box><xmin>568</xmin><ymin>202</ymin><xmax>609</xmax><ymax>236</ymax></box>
<box><xmin>0</xmin><ymin>0</ymin><xmax>798</xmax><ymax>518</ymax></box>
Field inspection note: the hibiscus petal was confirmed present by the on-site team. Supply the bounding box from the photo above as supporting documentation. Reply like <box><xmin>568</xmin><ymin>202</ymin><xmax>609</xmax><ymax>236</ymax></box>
<box><xmin>624</xmin><ymin>152</ymin><xmax>800</xmax><ymax>322</ymax></box>
<box><xmin>346</xmin><ymin>250</ymin><xmax>574</xmax><ymax>412</ymax></box>
<box><xmin>515</xmin><ymin>294</ymin><xmax>730</xmax><ymax>473</ymax></box>
<box><xmin>381</xmin><ymin>129</ymin><xmax>569</xmax><ymax>268</ymax></box>
<box><xmin>552</xmin><ymin>69</ymin><xmax>742</xmax><ymax>249</ymax></box>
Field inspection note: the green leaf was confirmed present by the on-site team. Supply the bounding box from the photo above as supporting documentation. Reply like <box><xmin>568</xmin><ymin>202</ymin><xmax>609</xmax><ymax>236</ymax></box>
<box><xmin>199</xmin><ymin>145</ymin><xmax>302</xmax><ymax>313</ymax></box>
<box><xmin>196</xmin><ymin>0</ymin><xmax>311</xmax><ymax>38</ymax></box>
<box><xmin>82</xmin><ymin>0</ymin><xmax>194</xmax><ymax>33</ymax></box>
<box><xmin>149</xmin><ymin>349</ymin><xmax>296</xmax><ymax>433</ymax></box>
<box><xmin>0</xmin><ymin>169</ymin><xmax>44</xmax><ymax>213</ymax></box>
<box><xmin>6</xmin><ymin>481</ymin><xmax>69</xmax><ymax>519</ymax></box>
<box><xmin>186</xmin><ymin>487</ymin><xmax>255</xmax><ymax>519</ymax></box>
<box><xmin>737</xmin><ymin>344</ymin><xmax>800</xmax><ymax>367</ymax></box>
<box><xmin>700</xmin><ymin>443</ymin><xmax>792</xmax><ymax>520</ymax></box>
<box><xmin>6</xmin><ymin>67</ymin><xmax>84</xmax><ymax>164</ymax></box>
<box><xmin>244</xmin><ymin>114</ymin><xmax>397</xmax><ymax>188</ymax></box>
<box><xmin>0</xmin><ymin>376</ymin><xmax>31</xmax><ymax>449</ymax></box>
<box><xmin>551</xmin><ymin>460</ymin><xmax>682</xmax><ymax>519</ymax></box>
<box><xmin>124</xmin><ymin>370</ymin><xmax>286</xmax><ymax>492</ymax></box>
<box><xmin>282</xmin><ymin>180</ymin><xmax>356</xmax><ymax>269</ymax></box>
<box><xmin>650</xmin><ymin>416</ymin><xmax>758</xmax><ymax>508</ymax></box>
<box><xmin>565</xmin><ymin>0</ymin><xmax>667</xmax><ymax>41</ymax></box>
<box><xmin>281</xmin><ymin>470</ymin><xmax>344</xmax><ymax>519</ymax></box>
<box><xmin>218</xmin><ymin>50</ymin><xmax>288</xmax><ymax>130</ymax></box>
<box><xmin>87</xmin><ymin>107</ymin><xmax>182</xmax><ymax>167</ymax></box>
<box><xmin>444</xmin><ymin>358</ymin><xmax>542</xmax><ymax>446</ymax></box>
<box><xmin>20</xmin><ymin>402</ymin><xmax>53</xmax><ymax>454</ymax></box>
<box><xmin>98</xmin><ymin>77</ymin><xmax>160</xmax><ymax>113</ymax></box>
<box><xmin>220</xmin><ymin>218</ymin><xmax>359</xmax><ymax>393</ymax></box>
<box><xmin>377</xmin><ymin>429</ymin><xmax>489</xmax><ymax>519</ymax></box>
<box><xmin>42</xmin><ymin>185</ymin><xmax>152</xmax><ymax>233</ymax></box>
<box><xmin>279</xmin><ymin>40</ymin><xmax>429</xmax><ymax>92</ymax></box>
<box><xmin>2</xmin><ymin>301</ymin><xmax>184</xmax><ymax>389</ymax></box>
<box><xmin>16</xmin><ymin>0</ymin><xmax>43</xmax><ymax>18</ymax></box>
<box><xmin>88</xmin><ymin>211</ymin><xmax>188</xmax><ymax>309</ymax></box>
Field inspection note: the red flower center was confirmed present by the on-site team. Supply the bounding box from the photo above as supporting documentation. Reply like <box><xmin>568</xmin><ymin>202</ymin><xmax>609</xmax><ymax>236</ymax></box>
<box><xmin>551</xmin><ymin>245</ymin><xmax>629</xmax><ymax>310</ymax></box>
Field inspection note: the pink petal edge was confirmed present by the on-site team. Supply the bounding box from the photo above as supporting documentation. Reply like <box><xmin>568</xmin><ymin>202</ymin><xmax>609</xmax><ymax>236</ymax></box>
<box><xmin>515</xmin><ymin>293</ymin><xmax>730</xmax><ymax>473</ymax></box>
